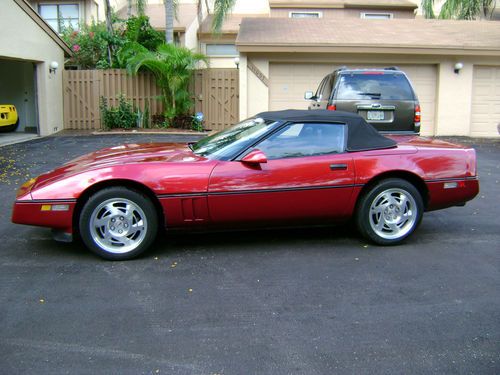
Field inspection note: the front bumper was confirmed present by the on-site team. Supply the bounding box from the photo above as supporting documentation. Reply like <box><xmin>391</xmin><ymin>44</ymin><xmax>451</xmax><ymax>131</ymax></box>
<box><xmin>12</xmin><ymin>200</ymin><xmax>76</xmax><ymax>234</ymax></box>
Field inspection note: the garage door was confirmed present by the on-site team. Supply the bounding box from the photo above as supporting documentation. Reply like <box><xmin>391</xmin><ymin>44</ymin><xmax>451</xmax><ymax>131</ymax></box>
<box><xmin>269</xmin><ymin>63</ymin><xmax>437</xmax><ymax>135</ymax></box>
<box><xmin>471</xmin><ymin>66</ymin><xmax>500</xmax><ymax>137</ymax></box>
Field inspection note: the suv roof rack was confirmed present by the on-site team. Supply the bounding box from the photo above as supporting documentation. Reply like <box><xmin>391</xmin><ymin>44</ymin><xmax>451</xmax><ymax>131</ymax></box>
<box><xmin>384</xmin><ymin>66</ymin><xmax>400</xmax><ymax>71</ymax></box>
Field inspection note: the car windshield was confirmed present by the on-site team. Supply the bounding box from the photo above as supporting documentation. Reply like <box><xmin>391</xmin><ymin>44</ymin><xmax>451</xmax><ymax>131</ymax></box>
<box><xmin>191</xmin><ymin>118</ymin><xmax>277</xmax><ymax>159</ymax></box>
<box><xmin>337</xmin><ymin>73</ymin><xmax>414</xmax><ymax>100</ymax></box>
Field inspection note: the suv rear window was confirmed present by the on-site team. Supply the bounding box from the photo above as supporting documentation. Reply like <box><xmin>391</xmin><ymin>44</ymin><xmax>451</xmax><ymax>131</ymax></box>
<box><xmin>335</xmin><ymin>73</ymin><xmax>414</xmax><ymax>100</ymax></box>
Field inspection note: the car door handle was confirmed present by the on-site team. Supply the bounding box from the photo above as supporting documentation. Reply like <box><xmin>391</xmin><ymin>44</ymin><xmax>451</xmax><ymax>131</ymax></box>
<box><xmin>330</xmin><ymin>164</ymin><xmax>348</xmax><ymax>171</ymax></box>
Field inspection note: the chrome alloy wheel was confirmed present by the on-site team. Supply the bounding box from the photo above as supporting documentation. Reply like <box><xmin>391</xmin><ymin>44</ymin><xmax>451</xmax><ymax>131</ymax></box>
<box><xmin>89</xmin><ymin>198</ymin><xmax>148</xmax><ymax>254</ymax></box>
<box><xmin>368</xmin><ymin>188</ymin><xmax>418</xmax><ymax>240</ymax></box>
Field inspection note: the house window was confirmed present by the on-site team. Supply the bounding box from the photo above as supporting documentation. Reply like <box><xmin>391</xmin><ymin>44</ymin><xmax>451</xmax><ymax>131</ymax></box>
<box><xmin>289</xmin><ymin>11</ymin><xmax>322</xmax><ymax>18</ymax></box>
<box><xmin>206</xmin><ymin>44</ymin><xmax>238</xmax><ymax>56</ymax></box>
<box><xmin>39</xmin><ymin>4</ymin><xmax>80</xmax><ymax>32</ymax></box>
<box><xmin>361</xmin><ymin>12</ymin><xmax>393</xmax><ymax>19</ymax></box>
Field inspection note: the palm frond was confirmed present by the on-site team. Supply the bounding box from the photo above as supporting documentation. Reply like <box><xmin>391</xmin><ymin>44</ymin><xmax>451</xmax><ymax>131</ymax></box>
<box><xmin>439</xmin><ymin>0</ymin><xmax>496</xmax><ymax>19</ymax></box>
<box><xmin>136</xmin><ymin>0</ymin><xmax>146</xmax><ymax>16</ymax></box>
<box><xmin>212</xmin><ymin>0</ymin><xmax>237</xmax><ymax>33</ymax></box>
<box><xmin>421</xmin><ymin>0</ymin><xmax>436</xmax><ymax>18</ymax></box>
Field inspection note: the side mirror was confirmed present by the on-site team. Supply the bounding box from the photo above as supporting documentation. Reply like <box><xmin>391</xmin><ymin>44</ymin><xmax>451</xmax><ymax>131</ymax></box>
<box><xmin>304</xmin><ymin>91</ymin><xmax>314</xmax><ymax>100</ymax></box>
<box><xmin>241</xmin><ymin>149</ymin><xmax>267</xmax><ymax>164</ymax></box>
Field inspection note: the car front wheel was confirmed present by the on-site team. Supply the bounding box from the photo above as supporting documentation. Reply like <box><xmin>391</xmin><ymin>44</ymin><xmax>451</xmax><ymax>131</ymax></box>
<box><xmin>79</xmin><ymin>187</ymin><xmax>158</xmax><ymax>260</ymax></box>
<box><xmin>356</xmin><ymin>178</ymin><xmax>423</xmax><ymax>245</ymax></box>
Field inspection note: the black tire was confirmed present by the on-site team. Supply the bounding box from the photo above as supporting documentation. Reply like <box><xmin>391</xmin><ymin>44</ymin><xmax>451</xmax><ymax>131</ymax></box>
<box><xmin>355</xmin><ymin>178</ymin><xmax>423</xmax><ymax>245</ymax></box>
<box><xmin>0</xmin><ymin>118</ymin><xmax>19</xmax><ymax>133</ymax></box>
<box><xmin>79</xmin><ymin>187</ymin><xmax>158</xmax><ymax>260</ymax></box>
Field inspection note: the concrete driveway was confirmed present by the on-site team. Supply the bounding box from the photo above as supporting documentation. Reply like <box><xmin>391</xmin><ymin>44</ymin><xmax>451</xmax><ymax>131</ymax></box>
<box><xmin>0</xmin><ymin>134</ymin><xmax>498</xmax><ymax>374</ymax></box>
<box><xmin>0</xmin><ymin>131</ymin><xmax>38</xmax><ymax>147</ymax></box>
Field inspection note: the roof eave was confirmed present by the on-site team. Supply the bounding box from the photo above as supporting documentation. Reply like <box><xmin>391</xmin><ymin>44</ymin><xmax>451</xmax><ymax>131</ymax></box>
<box><xmin>13</xmin><ymin>0</ymin><xmax>73</xmax><ymax>57</ymax></box>
<box><xmin>345</xmin><ymin>4</ymin><xmax>417</xmax><ymax>10</ymax></box>
<box><xmin>199</xmin><ymin>30</ymin><xmax>238</xmax><ymax>38</ymax></box>
<box><xmin>236</xmin><ymin>43</ymin><xmax>500</xmax><ymax>56</ymax></box>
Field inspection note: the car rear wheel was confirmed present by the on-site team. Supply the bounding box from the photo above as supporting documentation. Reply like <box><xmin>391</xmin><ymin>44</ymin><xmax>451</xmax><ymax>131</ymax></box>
<box><xmin>356</xmin><ymin>178</ymin><xmax>423</xmax><ymax>245</ymax></box>
<box><xmin>79</xmin><ymin>187</ymin><xmax>158</xmax><ymax>260</ymax></box>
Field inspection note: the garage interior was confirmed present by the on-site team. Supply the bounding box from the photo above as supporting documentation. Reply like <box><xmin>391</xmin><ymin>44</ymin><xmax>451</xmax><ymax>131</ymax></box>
<box><xmin>0</xmin><ymin>58</ymin><xmax>38</xmax><ymax>134</ymax></box>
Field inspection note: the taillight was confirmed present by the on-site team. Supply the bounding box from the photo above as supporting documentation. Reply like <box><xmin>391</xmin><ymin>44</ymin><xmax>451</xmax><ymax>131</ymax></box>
<box><xmin>414</xmin><ymin>104</ymin><xmax>421</xmax><ymax>125</ymax></box>
<box><xmin>327</xmin><ymin>104</ymin><xmax>336</xmax><ymax>111</ymax></box>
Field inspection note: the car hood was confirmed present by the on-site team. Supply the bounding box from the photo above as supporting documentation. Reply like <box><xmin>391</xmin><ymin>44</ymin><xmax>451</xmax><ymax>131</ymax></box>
<box><xmin>66</xmin><ymin>143</ymin><xmax>204</xmax><ymax>168</ymax></box>
<box><xmin>31</xmin><ymin>143</ymin><xmax>206</xmax><ymax>190</ymax></box>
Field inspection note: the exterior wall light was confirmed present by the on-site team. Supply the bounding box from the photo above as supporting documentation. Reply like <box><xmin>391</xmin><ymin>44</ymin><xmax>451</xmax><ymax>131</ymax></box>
<box><xmin>454</xmin><ymin>62</ymin><xmax>464</xmax><ymax>74</ymax></box>
<box><xmin>234</xmin><ymin>57</ymin><xmax>240</xmax><ymax>69</ymax></box>
<box><xmin>49</xmin><ymin>61</ymin><xmax>59</xmax><ymax>74</ymax></box>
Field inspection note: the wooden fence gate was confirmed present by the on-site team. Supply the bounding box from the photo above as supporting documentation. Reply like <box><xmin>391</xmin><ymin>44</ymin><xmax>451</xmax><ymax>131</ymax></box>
<box><xmin>63</xmin><ymin>68</ymin><xmax>239</xmax><ymax>132</ymax></box>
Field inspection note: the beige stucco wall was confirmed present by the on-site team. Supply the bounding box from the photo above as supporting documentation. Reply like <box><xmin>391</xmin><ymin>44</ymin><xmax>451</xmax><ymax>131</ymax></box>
<box><xmin>435</xmin><ymin>56</ymin><xmax>500</xmax><ymax>136</ymax></box>
<box><xmin>220</xmin><ymin>0</ymin><xmax>269</xmax><ymax>14</ymax></box>
<box><xmin>239</xmin><ymin>52</ymin><xmax>500</xmax><ymax>137</ymax></box>
<box><xmin>0</xmin><ymin>3</ymin><xmax>66</xmax><ymax>136</ymax></box>
<box><xmin>184</xmin><ymin>12</ymin><xmax>200</xmax><ymax>51</ymax></box>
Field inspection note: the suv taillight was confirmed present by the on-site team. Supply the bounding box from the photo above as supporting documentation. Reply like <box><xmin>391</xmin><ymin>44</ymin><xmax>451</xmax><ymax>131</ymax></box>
<box><xmin>414</xmin><ymin>104</ymin><xmax>421</xmax><ymax>125</ymax></box>
<box><xmin>327</xmin><ymin>104</ymin><xmax>336</xmax><ymax>111</ymax></box>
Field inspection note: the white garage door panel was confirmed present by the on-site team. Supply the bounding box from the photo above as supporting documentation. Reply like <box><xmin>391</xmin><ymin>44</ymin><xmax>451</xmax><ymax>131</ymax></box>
<box><xmin>402</xmin><ymin>65</ymin><xmax>437</xmax><ymax>136</ymax></box>
<box><xmin>269</xmin><ymin>64</ymin><xmax>334</xmax><ymax>110</ymax></box>
<box><xmin>471</xmin><ymin>66</ymin><xmax>500</xmax><ymax>137</ymax></box>
<box><xmin>269</xmin><ymin>63</ymin><xmax>437</xmax><ymax>135</ymax></box>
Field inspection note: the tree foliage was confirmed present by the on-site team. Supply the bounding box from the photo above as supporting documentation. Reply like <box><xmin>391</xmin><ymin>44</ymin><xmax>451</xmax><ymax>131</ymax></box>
<box><xmin>124</xmin><ymin>16</ymin><xmax>164</xmax><ymax>51</ymax></box>
<box><xmin>62</xmin><ymin>16</ymin><xmax>162</xmax><ymax>69</ymax></box>
<box><xmin>120</xmin><ymin>43</ymin><xmax>208</xmax><ymax>119</ymax></box>
<box><xmin>211</xmin><ymin>0</ymin><xmax>237</xmax><ymax>32</ymax></box>
<box><xmin>163</xmin><ymin>0</ymin><xmax>237</xmax><ymax>44</ymax></box>
<box><xmin>421</xmin><ymin>0</ymin><xmax>497</xmax><ymax>19</ymax></box>
<box><xmin>62</xmin><ymin>21</ymin><xmax>121</xmax><ymax>69</ymax></box>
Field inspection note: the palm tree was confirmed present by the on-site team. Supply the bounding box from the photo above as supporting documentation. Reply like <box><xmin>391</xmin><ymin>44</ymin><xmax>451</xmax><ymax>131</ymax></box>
<box><xmin>421</xmin><ymin>0</ymin><xmax>497</xmax><ymax>20</ymax></box>
<box><xmin>163</xmin><ymin>0</ymin><xmax>237</xmax><ymax>44</ymax></box>
<box><xmin>104</xmin><ymin>0</ymin><xmax>114</xmax><ymax>65</ymax></box>
<box><xmin>123</xmin><ymin>43</ymin><xmax>207</xmax><ymax>118</ymax></box>
<box><xmin>164</xmin><ymin>0</ymin><xmax>175</xmax><ymax>44</ymax></box>
<box><xmin>128</xmin><ymin>0</ymin><xmax>147</xmax><ymax>17</ymax></box>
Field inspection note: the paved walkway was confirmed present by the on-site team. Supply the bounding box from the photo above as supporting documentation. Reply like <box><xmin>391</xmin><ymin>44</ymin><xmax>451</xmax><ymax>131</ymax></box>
<box><xmin>0</xmin><ymin>129</ymin><xmax>209</xmax><ymax>148</ymax></box>
<box><xmin>0</xmin><ymin>132</ymin><xmax>39</xmax><ymax>148</ymax></box>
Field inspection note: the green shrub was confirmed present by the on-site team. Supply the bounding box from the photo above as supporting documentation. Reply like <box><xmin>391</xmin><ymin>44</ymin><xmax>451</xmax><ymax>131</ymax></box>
<box><xmin>100</xmin><ymin>95</ymin><xmax>137</xmax><ymax>129</ymax></box>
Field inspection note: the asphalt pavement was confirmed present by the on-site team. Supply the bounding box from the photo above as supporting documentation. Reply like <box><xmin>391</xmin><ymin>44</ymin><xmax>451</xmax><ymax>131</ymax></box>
<box><xmin>0</xmin><ymin>133</ymin><xmax>498</xmax><ymax>374</ymax></box>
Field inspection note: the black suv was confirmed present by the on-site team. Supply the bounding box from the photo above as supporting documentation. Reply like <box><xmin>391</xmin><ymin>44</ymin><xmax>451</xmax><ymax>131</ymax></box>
<box><xmin>305</xmin><ymin>67</ymin><xmax>421</xmax><ymax>133</ymax></box>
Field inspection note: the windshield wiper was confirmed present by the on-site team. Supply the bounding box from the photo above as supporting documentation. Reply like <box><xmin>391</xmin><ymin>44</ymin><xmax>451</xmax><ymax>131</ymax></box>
<box><xmin>357</xmin><ymin>92</ymin><xmax>381</xmax><ymax>97</ymax></box>
<box><xmin>187</xmin><ymin>142</ymin><xmax>195</xmax><ymax>151</ymax></box>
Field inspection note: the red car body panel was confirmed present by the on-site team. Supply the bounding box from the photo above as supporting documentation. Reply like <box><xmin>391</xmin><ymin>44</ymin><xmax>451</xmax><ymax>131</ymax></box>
<box><xmin>11</xmin><ymin>136</ymin><xmax>479</xmax><ymax>236</ymax></box>
<box><xmin>207</xmin><ymin>154</ymin><xmax>355</xmax><ymax>226</ymax></box>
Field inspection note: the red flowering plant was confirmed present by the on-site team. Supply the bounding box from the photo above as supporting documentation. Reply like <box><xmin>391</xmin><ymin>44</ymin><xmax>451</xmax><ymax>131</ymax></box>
<box><xmin>61</xmin><ymin>16</ymin><xmax>162</xmax><ymax>70</ymax></box>
<box><xmin>62</xmin><ymin>21</ymin><xmax>121</xmax><ymax>69</ymax></box>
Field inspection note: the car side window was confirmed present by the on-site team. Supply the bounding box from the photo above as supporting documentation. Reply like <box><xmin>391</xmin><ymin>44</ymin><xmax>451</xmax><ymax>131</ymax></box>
<box><xmin>315</xmin><ymin>74</ymin><xmax>334</xmax><ymax>100</ymax></box>
<box><xmin>256</xmin><ymin>123</ymin><xmax>346</xmax><ymax>160</ymax></box>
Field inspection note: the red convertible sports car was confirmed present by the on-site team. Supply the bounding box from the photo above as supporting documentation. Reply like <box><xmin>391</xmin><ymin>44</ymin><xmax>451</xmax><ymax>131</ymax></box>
<box><xmin>12</xmin><ymin>110</ymin><xmax>479</xmax><ymax>260</ymax></box>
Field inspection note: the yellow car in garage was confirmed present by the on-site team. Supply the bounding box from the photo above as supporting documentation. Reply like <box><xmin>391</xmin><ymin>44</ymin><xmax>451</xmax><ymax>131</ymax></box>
<box><xmin>0</xmin><ymin>104</ymin><xmax>19</xmax><ymax>132</ymax></box>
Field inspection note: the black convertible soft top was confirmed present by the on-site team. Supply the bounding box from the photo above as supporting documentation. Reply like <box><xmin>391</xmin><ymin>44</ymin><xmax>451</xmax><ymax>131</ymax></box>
<box><xmin>255</xmin><ymin>109</ymin><xmax>397</xmax><ymax>152</ymax></box>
